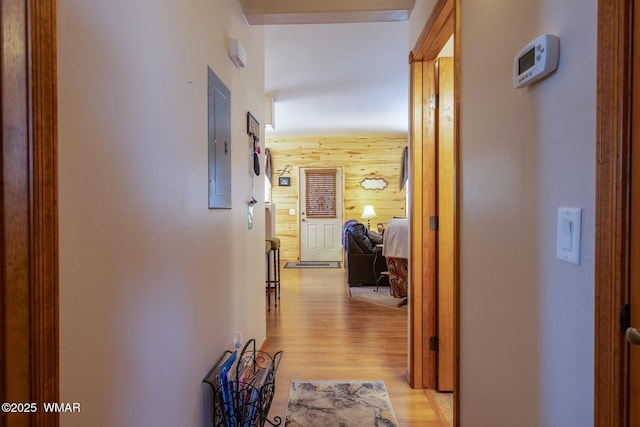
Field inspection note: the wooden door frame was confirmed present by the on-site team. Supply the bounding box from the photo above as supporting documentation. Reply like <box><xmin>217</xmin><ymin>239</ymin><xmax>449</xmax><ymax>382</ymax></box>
<box><xmin>409</xmin><ymin>1</ymin><xmax>633</xmax><ymax>425</ymax></box>
<box><xmin>1</xmin><ymin>1</ymin><xmax>59</xmax><ymax>425</ymax></box>
<box><xmin>407</xmin><ymin>0</ymin><xmax>459</xmax><ymax>421</ymax></box>
<box><xmin>594</xmin><ymin>0</ymin><xmax>633</xmax><ymax>426</ymax></box>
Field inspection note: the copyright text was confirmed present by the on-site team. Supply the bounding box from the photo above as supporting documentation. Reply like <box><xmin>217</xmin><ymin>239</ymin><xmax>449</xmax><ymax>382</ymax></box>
<box><xmin>2</xmin><ymin>402</ymin><xmax>81</xmax><ymax>413</ymax></box>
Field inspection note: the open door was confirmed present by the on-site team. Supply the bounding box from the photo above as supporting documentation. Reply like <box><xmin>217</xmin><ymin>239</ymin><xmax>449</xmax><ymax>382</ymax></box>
<box><xmin>436</xmin><ymin>56</ymin><xmax>455</xmax><ymax>392</ymax></box>
<box><xmin>408</xmin><ymin>0</ymin><xmax>457</xmax><ymax>394</ymax></box>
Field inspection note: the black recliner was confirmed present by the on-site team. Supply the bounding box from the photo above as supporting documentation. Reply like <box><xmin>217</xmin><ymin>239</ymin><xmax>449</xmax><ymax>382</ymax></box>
<box><xmin>344</xmin><ymin>222</ymin><xmax>388</xmax><ymax>286</ymax></box>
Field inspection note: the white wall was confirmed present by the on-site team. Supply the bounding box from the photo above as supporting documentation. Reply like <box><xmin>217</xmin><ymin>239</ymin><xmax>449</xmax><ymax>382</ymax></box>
<box><xmin>408</xmin><ymin>0</ymin><xmax>436</xmax><ymax>52</ymax></box>
<box><xmin>57</xmin><ymin>0</ymin><xmax>266</xmax><ymax>425</ymax></box>
<box><xmin>410</xmin><ymin>1</ymin><xmax>596</xmax><ymax>426</ymax></box>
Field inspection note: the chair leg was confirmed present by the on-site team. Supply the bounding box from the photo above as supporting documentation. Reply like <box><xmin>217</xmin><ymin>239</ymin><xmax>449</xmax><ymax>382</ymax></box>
<box><xmin>270</xmin><ymin>248</ymin><xmax>278</xmax><ymax>306</ymax></box>
<box><xmin>266</xmin><ymin>252</ymin><xmax>271</xmax><ymax>311</ymax></box>
<box><xmin>276</xmin><ymin>247</ymin><xmax>281</xmax><ymax>300</ymax></box>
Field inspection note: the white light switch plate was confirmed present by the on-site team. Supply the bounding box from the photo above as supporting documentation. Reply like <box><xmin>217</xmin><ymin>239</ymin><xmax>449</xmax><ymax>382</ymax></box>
<box><xmin>556</xmin><ymin>207</ymin><xmax>582</xmax><ymax>265</ymax></box>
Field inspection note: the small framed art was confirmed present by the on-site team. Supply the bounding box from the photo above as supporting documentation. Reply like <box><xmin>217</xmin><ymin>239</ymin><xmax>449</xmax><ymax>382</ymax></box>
<box><xmin>278</xmin><ymin>177</ymin><xmax>291</xmax><ymax>187</ymax></box>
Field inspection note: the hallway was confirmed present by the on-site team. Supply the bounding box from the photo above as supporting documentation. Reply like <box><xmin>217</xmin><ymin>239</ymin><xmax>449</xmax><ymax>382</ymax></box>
<box><xmin>262</xmin><ymin>265</ymin><xmax>448</xmax><ymax>426</ymax></box>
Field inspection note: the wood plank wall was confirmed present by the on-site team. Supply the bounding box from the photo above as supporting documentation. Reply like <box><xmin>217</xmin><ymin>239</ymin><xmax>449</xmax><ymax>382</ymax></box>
<box><xmin>265</xmin><ymin>136</ymin><xmax>407</xmax><ymax>261</ymax></box>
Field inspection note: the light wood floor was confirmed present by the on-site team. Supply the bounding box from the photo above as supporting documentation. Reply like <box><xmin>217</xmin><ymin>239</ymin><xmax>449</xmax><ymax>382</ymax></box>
<box><xmin>262</xmin><ymin>265</ymin><xmax>448</xmax><ymax>426</ymax></box>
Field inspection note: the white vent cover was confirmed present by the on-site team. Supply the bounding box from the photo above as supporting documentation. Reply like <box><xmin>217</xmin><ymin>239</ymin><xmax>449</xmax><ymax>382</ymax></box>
<box><xmin>229</xmin><ymin>39</ymin><xmax>247</xmax><ymax>68</ymax></box>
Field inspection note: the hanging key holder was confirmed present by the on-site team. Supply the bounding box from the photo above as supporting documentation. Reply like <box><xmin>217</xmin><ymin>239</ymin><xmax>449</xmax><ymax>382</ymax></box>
<box><xmin>247</xmin><ymin>112</ymin><xmax>260</xmax><ymax>176</ymax></box>
<box><xmin>246</xmin><ymin>112</ymin><xmax>261</xmax><ymax>230</ymax></box>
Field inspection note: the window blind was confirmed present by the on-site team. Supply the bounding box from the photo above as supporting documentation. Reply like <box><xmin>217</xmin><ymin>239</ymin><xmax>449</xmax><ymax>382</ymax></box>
<box><xmin>305</xmin><ymin>169</ymin><xmax>336</xmax><ymax>218</ymax></box>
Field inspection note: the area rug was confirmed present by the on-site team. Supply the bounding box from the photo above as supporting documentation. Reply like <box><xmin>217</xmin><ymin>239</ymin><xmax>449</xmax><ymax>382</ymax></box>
<box><xmin>285</xmin><ymin>380</ymin><xmax>399</xmax><ymax>427</ymax></box>
<box><xmin>349</xmin><ymin>286</ymin><xmax>407</xmax><ymax>311</ymax></box>
<box><xmin>284</xmin><ymin>261</ymin><xmax>341</xmax><ymax>269</ymax></box>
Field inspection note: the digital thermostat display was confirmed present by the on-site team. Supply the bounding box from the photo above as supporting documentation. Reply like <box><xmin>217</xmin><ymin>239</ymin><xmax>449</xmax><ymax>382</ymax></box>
<box><xmin>518</xmin><ymin>48</ymin><xmax>535</xmax><ymax>75</ymax></box>
<box><xmin>513</xmin><ymin>33</ymin><xmax>560</xmax><ymax>88</ymax></box>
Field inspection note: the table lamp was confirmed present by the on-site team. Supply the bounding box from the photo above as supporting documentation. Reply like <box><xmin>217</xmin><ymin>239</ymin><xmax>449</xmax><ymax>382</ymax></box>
<box><xmin>361</xmin><ymin>205</ymin><xmax>377</xmax><ymax>229</ymax></box>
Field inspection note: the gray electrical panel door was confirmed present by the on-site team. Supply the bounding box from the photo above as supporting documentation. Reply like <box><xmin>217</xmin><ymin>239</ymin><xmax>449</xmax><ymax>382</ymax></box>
<box><xmin>208</xmin><ymin>67</ymin><xmax>231</xmax><ymax>209</ymax></box>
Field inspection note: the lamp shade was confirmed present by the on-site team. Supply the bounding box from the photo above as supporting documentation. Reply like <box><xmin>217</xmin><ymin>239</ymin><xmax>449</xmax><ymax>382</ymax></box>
<box><xmin>361</xmin><ymin>205</ymin><xmax>377</xmax><ymax>219</ymax></box>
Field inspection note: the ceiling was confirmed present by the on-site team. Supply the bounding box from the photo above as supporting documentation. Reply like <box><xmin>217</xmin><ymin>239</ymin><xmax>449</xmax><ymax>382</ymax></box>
<box><xmin>239</xmin><ymin>0</ymin><xmax>417</xmax><ymax>138</ymax></box>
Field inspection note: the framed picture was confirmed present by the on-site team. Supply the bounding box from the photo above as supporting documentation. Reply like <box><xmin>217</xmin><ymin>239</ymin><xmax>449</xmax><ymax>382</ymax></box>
<box><xmin>247</xmin><ymin>112</ymin><xmax>260</xmax><ymax>138</ymax></box>
<box><xmin>278</xmin><ymin>177</ymin><xmax>291</xmax><ymax>187</ymax></box>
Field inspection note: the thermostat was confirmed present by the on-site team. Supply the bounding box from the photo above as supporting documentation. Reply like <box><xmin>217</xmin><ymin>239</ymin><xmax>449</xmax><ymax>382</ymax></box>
<box><xmin>513</xmin><ymin>33</ymin><xmax>560</xmax><ymax>88</ymax></box>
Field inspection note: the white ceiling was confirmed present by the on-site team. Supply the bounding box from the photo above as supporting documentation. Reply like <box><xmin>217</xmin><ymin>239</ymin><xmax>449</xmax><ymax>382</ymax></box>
<box><xmin>264</xmin><ymin>22</ymin><xmax>410</xmax><ymax>137</ymax></box>
<box><xmin>246</xmin><ymin>1</ymin><xmax>416</xmax><ymax>138</ymax></box>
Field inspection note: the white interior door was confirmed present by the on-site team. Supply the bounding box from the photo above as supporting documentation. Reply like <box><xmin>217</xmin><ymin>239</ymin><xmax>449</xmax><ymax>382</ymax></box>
<box><xmin>299</xmin><ymin>168</ymin><xmax>343</xmax><ymax>261</ymax></box>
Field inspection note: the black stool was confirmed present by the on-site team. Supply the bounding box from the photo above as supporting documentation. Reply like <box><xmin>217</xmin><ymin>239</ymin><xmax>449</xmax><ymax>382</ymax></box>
<box><xmin>266</xmin><ymin>237</ymin><xmax>281</xmax><ymax>306</ymax></box>
<box><xmin>265</xmin><ymin>240</ymin><xmax>273</xmax><ymax>310</ymax></box>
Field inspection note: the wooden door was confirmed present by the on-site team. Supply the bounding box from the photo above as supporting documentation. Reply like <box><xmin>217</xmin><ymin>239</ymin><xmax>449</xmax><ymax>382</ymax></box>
<box><xmin>299</xmin><ymin>168</ymin><xmax>343</xmax><ymax>261</ymax></box>
<box><xmin>436</xmin><ymin>56</ymin><xmax>455</xmax><ymax>391</ymax></box>
<box><xmin>408</xmin><ymin>56</ymin><xmax>455</xmax><ymax>392</ymax></box>
<box><xmin>410</xmin><ymin>58</ymin><xmax>438</xmax><ymax>390</ymax></box>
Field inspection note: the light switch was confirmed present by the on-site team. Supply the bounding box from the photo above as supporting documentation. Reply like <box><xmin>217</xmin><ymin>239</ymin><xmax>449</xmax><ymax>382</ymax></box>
<box><xmin>289</xmin><ymin>208</ymin><xmax>296</xmax><ymax>216</ymax></box>
<box><xmin>556</xmin><ymin>207</ymin><xmax>582</xmax><ymax>265</ymax></box>
<box><xmin>560</xmin><ymin>220</ymin><xmax>572</xmax><ymax>250</ymax></box>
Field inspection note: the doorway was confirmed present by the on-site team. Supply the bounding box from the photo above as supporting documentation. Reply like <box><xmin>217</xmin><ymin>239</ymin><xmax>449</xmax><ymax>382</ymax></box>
<box><xmin>407</xmin><ymin>0</ymin><xmax>458</xmax><ymax>420</ymax></box>
<box><xmin>299</xmin><ymin>167</ymin><xmax>344</xmax><ymax>262</ymax></box>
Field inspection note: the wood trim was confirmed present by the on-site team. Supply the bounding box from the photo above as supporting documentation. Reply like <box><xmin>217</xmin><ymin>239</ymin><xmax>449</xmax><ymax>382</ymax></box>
<box><xmin>630</xmin><ymin>3</ymin><xmax>640</xmax><ymax>424</ymax></box>
<box><xmin>1</xmin><ymin>0</ymin><xmax>59</xmax><ymax>425</ymax></box>
<box><xmin>594</xmin><ymin>0</ymin><xmax>632</xmax><ymax>426</ymax></box>
<box><xmin>420</xmin><ymin>59</ymin><xmax>437</xmax><ymax>389</ymax></box>
<box><xmin>30</xmin><ymin>2</ymin><xmax>59</xmax><ymax>424</ymax></box>
<box><xmin>453</xmin><ymin>1</ymin><xmax>460</xmax><ymax>424</ymax></box>
<box><xmin>2</xmin><ymin>0</ymin><xmax>31</xmax><ymax>410</ymax></box>
<box><xmin>409</xmin><ymin>0</ymin><xmax>454</xmax><ymax>63</ymax></box>
<box><xmin>409</xmin><ymin>59</ymin><xmax>425</xmax><ymax>388</ymax></box>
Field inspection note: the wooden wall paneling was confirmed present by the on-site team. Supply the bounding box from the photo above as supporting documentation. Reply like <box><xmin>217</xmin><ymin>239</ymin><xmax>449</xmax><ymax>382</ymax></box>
<box><xmin>594</xmin><ymin>0</ymin><xmax>632</xmax><ymax>426</ymax></box>
<box><xmin>266</xmin><ymin>137</ymin><xmax>407</xmax><ymax>261</ymax></box>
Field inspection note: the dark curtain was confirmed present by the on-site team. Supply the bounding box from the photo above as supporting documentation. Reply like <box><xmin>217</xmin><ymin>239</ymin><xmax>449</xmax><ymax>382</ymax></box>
<box><xmin>264</xmin><ymin>148</ymin><xmax>273</xmax><ymax>185</ymax></box>
<box><xmin>400</xmin><ymin>146</ymin><xmax>408</xmax><ymax>190</ymax></box>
